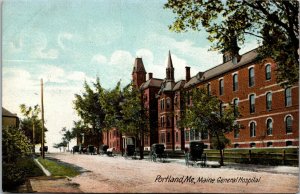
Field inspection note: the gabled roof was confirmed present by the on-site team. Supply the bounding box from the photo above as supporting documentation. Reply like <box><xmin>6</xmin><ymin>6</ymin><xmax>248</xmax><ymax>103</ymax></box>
<box><xmin>2</xmin><ymin>107</ymin><xmax>18</xmax><ymax>117</ymax></box>
<box><xmin>140</xmin><ymin>78</ymin><xmax>163</xmax><ymax>90</ymax></box>
<box><xmin>132</xmin><ymin>58</ymin><xmax>146</xmax><ymax>73</ymax></box>
<box><xmin>184</xmin><ymin>49</ymin><xmax>258</xmax><ymax>88</ymax></box>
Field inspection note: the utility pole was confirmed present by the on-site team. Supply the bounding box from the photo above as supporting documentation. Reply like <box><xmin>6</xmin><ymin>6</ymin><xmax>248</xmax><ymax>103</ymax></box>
<box><xmin>41</xmin><ymin>79</ymin><xmax>45</xmax><ymax>159</ymax></box>
<box><xmin>32</xmin><ymin>112</ymin><xmax>35</xmax><ymax>153</ymax></box>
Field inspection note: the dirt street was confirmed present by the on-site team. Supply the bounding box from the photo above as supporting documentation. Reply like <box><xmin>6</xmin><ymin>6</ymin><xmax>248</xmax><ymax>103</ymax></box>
<box><xmin>49</xmin><ymin>153</ymin><xmax>298</xmax><ymax>193</ymax></box>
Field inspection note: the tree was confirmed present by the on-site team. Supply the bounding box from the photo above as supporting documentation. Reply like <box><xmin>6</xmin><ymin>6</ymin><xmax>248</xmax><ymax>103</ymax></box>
<box><xmin>118</xmin><ymin>83</ymin><xmax>149</xmax><ymax>159</ymax></box>
<box><xmin>73</xmin><ymin>77</ymin><xmax>105</xmax><ymax>151</ymax></box>
<box><xmin>164</xmin><ymin>0</ymin><xmax>299</xmax><ymax>86</ymax></box>
<box><xmin>180</xmin><ymin>88</ymin><xmax>240</xmax><ymax>166</ymax></box>
<box><xmin>19</xmin><ymin>104</ymin><xmax>46</xmax><ymax>151</ymax></box>
<box><xmin>60</xmin><ymin>127</ymin><xmax>74</xmax><ymax>151</ymax></box>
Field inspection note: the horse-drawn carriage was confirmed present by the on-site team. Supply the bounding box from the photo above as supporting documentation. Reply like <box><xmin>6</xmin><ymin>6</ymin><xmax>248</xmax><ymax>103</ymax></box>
<box><xmin>185</xmin><ymin>142</ymin><xmax>207</xmax><ymax>167</ymax></box>
<box><xmin>124</xmin><ymin>144</ymin><xmax>137</xmax><ymax>159</ymax></box>
<box><xmin>149</xmin><ymin>144</ymin><xmax>167</xmax><ymax>162</ymax></box>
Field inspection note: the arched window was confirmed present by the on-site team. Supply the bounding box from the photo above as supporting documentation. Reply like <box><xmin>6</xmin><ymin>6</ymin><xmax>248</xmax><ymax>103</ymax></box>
<box><xmin>219</xmin><ymin>79</ymin><xmax>224</xmax><ymax>95</ymax></box>
<box><xmin>265</xmin><ymin>64</ymin><xmax>271</xmax><ymax>80</ymax></box>
<box><xmin>166</xmin><ymin>98</ymin><xmax>171</xmax><ymax>109</ymax></box>
<box><xmin>233</xmin><ymin>74</ymin><xmax>238</xmax><ymax>91</ymax></box>
<box><xmin>207</xmin><ymin>83</ymin><xmax>211</xmax><ymax>96</ymax></box>
<box><xmin>286</xmin><ymin>116</ymin><xmax>293</xmax><ymax>133</ymax></box>
<box><xmin>233</xmin><ymin>98</ymin><xmax>239</xmax><ymax>116</ymax></box>
<box><xmin>249</xmin><ymin>94</ymin><xmax>255</xmax><ymax>113</ymax></box>
<box><xmin>267</xmin><ymin>118</ymin><xmax>273</xmax><ymax>135</ymax></box>
<box><xmin>166</xmin><ymin>116</ymin><xmax>171</xmax><ymax>127</ymax></box>
<box><xmin>249</xmin><ymin>67</ymin><xmax>255</xmax><ymax>87</ymax></box>
<box><xmin>266</xmin><ymin>92</ymin><xmax>272</xmax><ymax>111</ymax></box>
<box><xmin>250</xmin><ymin>122</ymin><xmax>256</xmax><ymax>137</ymax></box>
<box><xmin>285</xmin><ymin>87</ymin><xmax>292</xmax><ymax>107</ymax></box>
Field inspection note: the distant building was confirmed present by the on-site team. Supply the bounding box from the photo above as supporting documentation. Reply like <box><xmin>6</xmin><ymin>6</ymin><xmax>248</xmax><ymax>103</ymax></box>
<box><xmin>2</xmin><ymin>107</ymin><xmax>19</xmax><ymax>128</ymax></box>
<box><xmin>104</xmin><ymin>47</ymin><xmax>299</xmax><ymax>151</ymax></box>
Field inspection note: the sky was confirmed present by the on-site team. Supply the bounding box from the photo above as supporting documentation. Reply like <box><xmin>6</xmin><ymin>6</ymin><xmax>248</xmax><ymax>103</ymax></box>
<box><xmin>2</xmin><ymin>0</ymin><xmax>258</xmax><ymax>151</ymax></box>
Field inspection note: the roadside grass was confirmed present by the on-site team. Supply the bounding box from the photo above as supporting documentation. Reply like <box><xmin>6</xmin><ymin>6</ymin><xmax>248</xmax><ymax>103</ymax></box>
<box><xmin>38</xmin><ymin>157</ymin><xmax>80</xmax><ymax>177</ymax></box>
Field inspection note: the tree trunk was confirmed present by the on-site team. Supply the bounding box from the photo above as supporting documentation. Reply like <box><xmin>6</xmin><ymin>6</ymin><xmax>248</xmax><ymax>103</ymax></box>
<box><xmin>216</xmin><ymin>134</ymin><xmax>224</xmax><ymax>166</ymax></box>
<box><xmin>139</xmin><ymin>129</ymin><xmax>144</xmax><ymax>159</ymax></box>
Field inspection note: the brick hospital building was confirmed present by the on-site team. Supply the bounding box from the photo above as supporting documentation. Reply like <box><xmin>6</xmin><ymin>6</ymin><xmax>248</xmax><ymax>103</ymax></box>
<box><xmin>103</xmin><ymin>47</ymin><xmax>299</xmax><ymax>151</ymax></box>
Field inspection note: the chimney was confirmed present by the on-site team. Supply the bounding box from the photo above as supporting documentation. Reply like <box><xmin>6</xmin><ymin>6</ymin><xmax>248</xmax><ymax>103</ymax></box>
<box><xmin>185</xmin><ymin>66</ymin><xmax>191</xmax><ymax>81</ymax></box>
<box><xmin>148</xmin><ymin>72</ymin><xmax>153</xmax><ymax>80</ymax></box>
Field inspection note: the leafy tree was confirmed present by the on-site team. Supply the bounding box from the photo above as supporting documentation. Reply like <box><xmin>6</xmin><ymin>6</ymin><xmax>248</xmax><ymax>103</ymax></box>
<box><xmin>2</xmin><ymin>126</ymin><xmax>32</xmax><ymax>163</ymax></box>
<box><xmin>73</xmin><ymin>77</ymin><xmax>105</xmax><ymax>151</ymax></box>
<box><xmin>180</xmin><ymin>88</ymin><xmax>240</xmax><ymax>166</ymax></box>
<box><xmin>60</xmin><ymin>127</ymin><xmax>74</xmax><ymax>151</ymax></box>
<box><xmin>118</xmin><ymin>83</ymin><xmax>149</xmax><ymax>159</ymax></box>
<box><xmin>164</xmin><ymin>0</ymin><xmax>299</xmax><ymax>86</ymax></box>
<box><xmin>19</xmin><ymin>104</ymin><xmax>46</xmax><ymax>150</ymax></box>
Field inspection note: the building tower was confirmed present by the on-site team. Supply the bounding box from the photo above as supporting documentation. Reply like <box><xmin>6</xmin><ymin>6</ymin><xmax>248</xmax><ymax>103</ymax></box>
<box><xmin>132</xmin><ymin>58</ymin><xmax>146</xmax><ymax>88</ymax></box>
<box><xmin>166</xmin><ymin>50</ymin><xmax>175</xmax><ymax>81</ymax></box>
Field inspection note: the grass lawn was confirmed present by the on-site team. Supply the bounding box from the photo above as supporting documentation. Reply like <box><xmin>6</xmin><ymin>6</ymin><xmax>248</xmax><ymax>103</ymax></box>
<box><xmin>38</xmin><ymin>157</ymin><xmax>80</xmax><ymax>177</ymax></box>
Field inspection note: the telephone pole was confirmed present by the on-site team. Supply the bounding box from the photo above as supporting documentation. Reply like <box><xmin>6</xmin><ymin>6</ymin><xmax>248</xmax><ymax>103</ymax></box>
<box><xmin>41</xmin><ymin>79</ymin><xmax>45</xmax><ymax>159</ymax></box>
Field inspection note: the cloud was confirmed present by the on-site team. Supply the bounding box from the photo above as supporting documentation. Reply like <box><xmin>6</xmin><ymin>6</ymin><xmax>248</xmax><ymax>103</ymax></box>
<box><xmin>91</xmin><ymin>54</ymin><xmax>107</xmax><ymax>64</ymax></box>
<box><xmin>144</xmin><ymin>34</ymin><xmax>222</xmax><ymax>71</ymax></box>
<box><xmin>109</xmin><ymin>50</ymin><xmax>134</xmax><ymax>67</ymax></box>
<box><xmin>136</xmin><ymin>49</ymin><xmax>154</xmax><ymax>66</ymax></box>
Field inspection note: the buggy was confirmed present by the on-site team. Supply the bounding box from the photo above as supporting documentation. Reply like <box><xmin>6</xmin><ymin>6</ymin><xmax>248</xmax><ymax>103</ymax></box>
<box><xmin>99</xmin><ymin>144</ymin><xmax>109</xmax><ymax>155</ymax></box>
<box><xmin>150</xmin><ymin>144</ymin><xmax>167</xmax><ymax>162</ymax></box>
<box><xmin>88</xmin><ymin>145</ymin><xmax>96</xmax><ymax>155</ymax></box>
<box><xmin>124</xmin><ymin>144</ymin><xmax>137</xmax><ymax>159</ymax></box>
<box><xmin>72</xmin><ymin>145</ymin><xmax>80</xmax><ymax>154</ymax></box>
<box><xmin>185</xmin><ymin>142</ymin><xmax>207</xmax><ymax>167</ymax></box>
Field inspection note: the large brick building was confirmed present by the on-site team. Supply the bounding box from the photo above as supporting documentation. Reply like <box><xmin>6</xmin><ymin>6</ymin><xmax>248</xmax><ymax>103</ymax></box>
<box><xmin>103</xmin><ymin>48</ymin><xmax>299</xmax><ymax>151</ymax></box>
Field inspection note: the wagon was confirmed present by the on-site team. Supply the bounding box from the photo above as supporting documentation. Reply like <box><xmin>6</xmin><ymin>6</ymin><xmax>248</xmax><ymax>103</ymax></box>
<box><xmin>150</xmin><ymin>144</ymin><xmax>167</xmax><ymax>162</ymax></box>
<box><xmin>185</xmin><ymin>142</ymin><xmax>207</xmax><ymax>167</ymax></box>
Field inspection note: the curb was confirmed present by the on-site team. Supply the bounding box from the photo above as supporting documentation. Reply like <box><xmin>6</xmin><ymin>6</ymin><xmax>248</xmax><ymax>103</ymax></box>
<box><xmin>34</xmin><ymin>158</ymin><xmax>51</xmax><ymax>176</ymax></box>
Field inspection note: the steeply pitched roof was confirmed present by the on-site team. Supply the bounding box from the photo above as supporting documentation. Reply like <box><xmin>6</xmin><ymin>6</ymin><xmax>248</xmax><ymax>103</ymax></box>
<box><xmin>184</xmin><ymin>49</ymin><xmax>258</xmax><ymax>88</ymax></box>
<box><xmin>132</xmin><ymin>58</ymin><xmax>146</xmax><ymax>73</ymax></box>
<box><xmin>2</xmin><ymin>107</ymin><xmax>18</xmax><ymax>117</ymax></box>
<box><xmin>167</xmin><ymin>50</ymin><xmax>173</xmax><ymax>68</ymax></box>
<box><xmin>140</xmin><ymin>78</ymin><xmax>163</xmax><ymax>90</ymax></box>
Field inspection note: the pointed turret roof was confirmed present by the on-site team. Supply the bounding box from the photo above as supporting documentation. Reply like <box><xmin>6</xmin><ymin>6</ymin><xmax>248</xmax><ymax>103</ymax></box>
<box><xmin>132</xmin><ymin>58</ymin><xmax>146</xmax><ymax>73</ymax></box>
<box><xmin>167</xmin><ymin>50</ymin><xmax>173</xmax><ymax>68</ymax></box>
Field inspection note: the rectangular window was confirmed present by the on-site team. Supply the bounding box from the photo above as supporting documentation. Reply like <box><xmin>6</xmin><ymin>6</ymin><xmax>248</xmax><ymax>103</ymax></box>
<box><xmin>219</xmin><ymin>79</ymin><xmax>224</xmax><ymax>95</ymax></box>
<box><xmin>250</xmin><ymin>94</ymin><xmax>255</xmax><ymax>113</ymax></box>
<box><xmin>175</xmin><ymin>132</ymin><xmax>179</xmax><ymax>142</ymax></box>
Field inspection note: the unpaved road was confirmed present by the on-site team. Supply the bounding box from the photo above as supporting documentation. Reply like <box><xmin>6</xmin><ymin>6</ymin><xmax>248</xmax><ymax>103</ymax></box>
<box><xmin>49</xmin><ymin>153</ymin><xmax>298</xmax><ymax>193</ymax></box>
